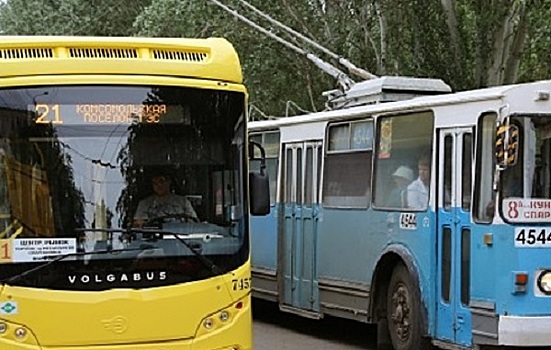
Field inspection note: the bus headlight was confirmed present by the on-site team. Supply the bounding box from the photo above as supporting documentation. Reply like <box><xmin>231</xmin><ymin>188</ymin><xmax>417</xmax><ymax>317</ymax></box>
<box><xmin>202</xmin><ymin>310</ymin><xmax>231</xmax><ymax>330</ymax></box>
<box><xmin>203</xmin><ymin>318</ymin><xmax>214</xmax><ymax>329</ymax></box>
<box><xmin>219</xmin><ymin>310</ymin><xmax>230</xmax><ymax>322</ymax></box>
<box><xmin>0</xmin><ymin>321</ymin><xmax>38</xmax><ymax>346</ymax></box>
<box><xmin>537</xmin><ymin>270</ymin><xmax>551</xmax><ymax>295</ymax></box>
<box><xmin>14</xmin><ymin>327</ymin><xmax>27</xmax><ymax>339</ymax></box>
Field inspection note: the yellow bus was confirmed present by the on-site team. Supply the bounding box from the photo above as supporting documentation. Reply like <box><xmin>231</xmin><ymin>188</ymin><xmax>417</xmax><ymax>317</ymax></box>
<box><xmin>0</xmin><ymin>36</ymin><xmax>269</xmax><ymax>350</ymax></box>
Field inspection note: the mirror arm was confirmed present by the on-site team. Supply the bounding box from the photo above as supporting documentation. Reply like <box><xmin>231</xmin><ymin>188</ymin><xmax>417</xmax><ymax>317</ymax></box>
<box><xmin>249</xmin><ymin>140</ymin><xmax>267</xmax><ymax>174</ymax></box>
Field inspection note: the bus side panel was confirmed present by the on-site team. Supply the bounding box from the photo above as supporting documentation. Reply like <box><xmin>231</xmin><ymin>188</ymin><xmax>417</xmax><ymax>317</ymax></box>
<box><xmin>471</xmin><ymin>223</ymin><xmax>551</xmax><ymax>345</ymax></box>
<box><xmin>250</xmin><ymin>208</ymin><xmax>279</xmax><ymax>301</ymax></box>
<box><xmin>316</xmin><ymin>207</ymin><xmax>435</xmax><ymax>326</ymax></box>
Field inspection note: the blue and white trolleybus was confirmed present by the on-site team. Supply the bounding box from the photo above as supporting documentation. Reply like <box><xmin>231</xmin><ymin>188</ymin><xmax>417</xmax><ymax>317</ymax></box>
<box><xmin>249</xmin><ymin>77</ymin><xmax>551</xmax><ymax>350</ymax></box>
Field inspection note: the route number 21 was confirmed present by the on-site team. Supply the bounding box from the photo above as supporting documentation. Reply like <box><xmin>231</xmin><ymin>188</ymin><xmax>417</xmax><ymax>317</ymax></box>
<box><xmin>35</xmin><ymin>104</ymin><xmax>63</xmax><ymax>124</ymax></box>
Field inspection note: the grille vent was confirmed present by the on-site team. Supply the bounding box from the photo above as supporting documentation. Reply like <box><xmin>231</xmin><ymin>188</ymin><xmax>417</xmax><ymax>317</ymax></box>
<box><xmin>68</xmin><ymin>48</ymin><xmax>138</xmax><ymax>59</ymax></box>
<box><xmin>152</xmin><ymin>49</ymin><xmax>208</xmax><ymax>62</ymax></box>
<box><xmin>0</xmin><ymin>48</ymin><xmax>54</xmax><ymax>59</ymax></box>
<box><xmin>0</xmin><ymin>46</ymin><xmax>209</xmax><ymax>62</ymax></box>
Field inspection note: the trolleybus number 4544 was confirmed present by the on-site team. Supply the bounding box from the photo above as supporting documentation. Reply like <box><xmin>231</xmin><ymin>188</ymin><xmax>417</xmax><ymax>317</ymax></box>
<box><xmin>515</xmin><ymin>228</ymin><xmax>551</xmax><ymax>247</ymax></box>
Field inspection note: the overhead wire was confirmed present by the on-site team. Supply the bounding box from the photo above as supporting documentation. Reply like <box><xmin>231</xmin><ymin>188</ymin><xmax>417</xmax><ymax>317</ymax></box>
<box><xmin>235</xmin><ymin>0</ymin><xmax>377</xmax><ymax>81</ymax></box>
<box><xmin>208</xmin><ymin>0</ymin><xmax>356</xmax><ymax>91</ymax></box>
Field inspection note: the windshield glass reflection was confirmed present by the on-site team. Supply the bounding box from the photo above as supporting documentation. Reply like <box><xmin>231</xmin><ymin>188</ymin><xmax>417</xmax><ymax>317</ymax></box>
<box><xmin>0</xmin><ymin>85</ymin><xmax>247</xmax><ymax>290</ymax></box>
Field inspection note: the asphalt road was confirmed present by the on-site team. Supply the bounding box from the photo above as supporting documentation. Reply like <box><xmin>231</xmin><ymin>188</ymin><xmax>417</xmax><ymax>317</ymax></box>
<box><xmin>252</xmin><ymin>299</ymin><xmax>377</xmax><ymax>350</ymax></box>
<box><xmin>253</xmin><ymin>302</ymin><xmax>547</xmax><ymax>350</ymax></box>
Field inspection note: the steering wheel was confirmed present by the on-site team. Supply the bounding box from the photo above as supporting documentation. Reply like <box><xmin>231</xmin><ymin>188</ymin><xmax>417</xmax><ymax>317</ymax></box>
<box><xmin>144</xmin><ymin>213</ymin><xmax>198</xmax><ymax>227</ymax></box>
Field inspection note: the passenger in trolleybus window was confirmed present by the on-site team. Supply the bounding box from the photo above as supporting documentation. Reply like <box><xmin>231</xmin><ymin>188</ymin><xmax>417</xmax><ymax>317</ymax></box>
<box><xmin>133</xmin><ymin>170</ymin><xmax>199</xmax><ymax>228</ymax></box>
<box><xmin>387</xmin><ymin>165</ymin><xmax>414</xmax><ymax>207</ymax></box>
<box><xmin>407</xmin><ymin>155</ymin><xmax>431</xmax><ymax>209</ymax></box>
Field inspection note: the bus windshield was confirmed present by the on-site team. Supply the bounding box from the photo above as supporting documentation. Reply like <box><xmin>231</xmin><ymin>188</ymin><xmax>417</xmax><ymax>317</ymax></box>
<box><xmin>501</xmin><ymin>114</ymin><xmax>551</xmax><ymax>223</ymax></box>
<box><xmin>0</xmin><ymin>85</ymin><xmax>248</xmax><ymax>290</ymax></box>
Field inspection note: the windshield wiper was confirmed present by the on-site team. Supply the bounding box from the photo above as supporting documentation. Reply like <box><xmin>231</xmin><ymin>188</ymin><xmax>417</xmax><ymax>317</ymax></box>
<box><xmin>156</xmin><ymin>230</ymin><xmax>221</xmax><ymax>275</ymax></box>
<box><xmin>79</xmin><ymin>228</ymin><xmax>221</xmax><ymax>276</ymax></box>
<box><xmin>2</xmin><ymin>227</ymin><xmax>222</xmax><ymax>285</ymax></box>
<box><xmin>1</xmin><ymin>246</ymin><xmax>152</xmax><ymax>285</ymax></box>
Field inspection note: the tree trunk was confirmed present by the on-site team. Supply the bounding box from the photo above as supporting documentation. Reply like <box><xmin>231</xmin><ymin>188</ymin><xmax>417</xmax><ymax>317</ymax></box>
<box><xmin>503</xmin><ymin>1</ymin><xmax>529</xmax><ymax>84</ymax></box>
<box><xmin>440</xmin><ymin>0</ymin><xmax>463</xmax><ymax>77</ymax></box>
<box><xmin>375</xmin><ymin>0</ymin><xmax>388</xmax><ymax>75</ymax></box>
<box><xmin>487</xmin><ymin>1</ymin><xmax>525</xmax><ymax>86</ymax></box>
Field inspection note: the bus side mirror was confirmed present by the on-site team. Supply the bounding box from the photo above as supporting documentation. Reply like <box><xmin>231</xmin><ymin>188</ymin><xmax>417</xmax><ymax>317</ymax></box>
<box><xmin>496</xmin><ymin>121</ymin><xmax>519</xmax><ymax>167</ymax></box>
<box><xmin>249</xmin><ymin>140</ymin><xmax>270</xmax><ymax>216</ymax></box>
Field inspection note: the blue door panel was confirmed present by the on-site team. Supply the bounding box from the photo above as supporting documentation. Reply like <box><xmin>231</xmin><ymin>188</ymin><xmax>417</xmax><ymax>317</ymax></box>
<box><xmin>435</xmin><ymin>129</ymin><xmax>472</xmax><ymax>347</ymax></box>
<box><xmin>251</xmin><ymin>208</ymin><xmax>278</xmax><ymax>269</ymax></box>
<box><xmin>280</xmin><ymin>142</ymin><xmax>321</xmax><ymax>312</ymax></box>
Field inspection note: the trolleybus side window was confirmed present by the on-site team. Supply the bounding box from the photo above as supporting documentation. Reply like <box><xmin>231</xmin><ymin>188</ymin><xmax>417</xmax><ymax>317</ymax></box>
<box><xmin>304</xmin><ymin>144</ymin><xmax>322</xmax><ymax>207</ymax></box>
<box><xmin>373</xmin><ymin>111</ymin><xmax>434</xmax><ymax>210</ymax></box>
<box><xmin>500</xmin><ymin>120</ymin><xmax>525</xmax><ymax>199</ymax></box>
<box><xmin>445</xmin><ymin>133</ymin><xmax>473</xmax><ymax>212</ymax></box>
<box><xmin>531</xmin><ymin>118</ymin><xmax>551</xmax><ymax>200</ymax></box>
<box><xmin>523</xmin><ymin>117</ymin><xmax>551</xmax><ymax>200</ymax></box>
<box><xmin>443</xmin><ymin>135</ymin><xmax>453</xmax><ymax>211</ymax></box>
<box><xmin>462</xmin><ymin>133</ymin><xmax>473</xmax><ymax>211</ymax></box>
<box><xmin>322</xmin><ymin>120</ymin><xmax>372</xmax><ymax>208</ymax></box>
<box><xmin>249</xmin><ymin>131</ymin><xmax>280</xmax><ymax>205</ymax></box>
<box><xmin>498</xmin><ymin>115</ymin><xmax>551</xmax><ymax>223</ymax></box>
<box><xmin>473</xmin><ymin>112</ymin><xmax>497</xmax><ymax>223</ymax></box>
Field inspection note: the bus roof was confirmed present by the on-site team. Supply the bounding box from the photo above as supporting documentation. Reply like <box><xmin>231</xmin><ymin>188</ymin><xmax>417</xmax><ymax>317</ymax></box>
<box><xmin>0</xmin><ymin>36</ymin><xmax>243</xmax><ymax>84</ymax></box>
<box><xmin>249</xmin><ymin>79</ymin><xmax>551</xmax><ymax>130</ymax></box>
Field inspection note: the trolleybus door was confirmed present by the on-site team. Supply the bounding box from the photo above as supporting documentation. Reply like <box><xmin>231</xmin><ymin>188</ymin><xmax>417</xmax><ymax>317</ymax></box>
<box><xmin>280</xmin><ymin>141</ymin><xmax>322</xmax><ymax>313</ymax></box>
<box><xmin>436</xmin><ymin>128</ymin><xmax>473</xmax><ymax>347</ymax></box>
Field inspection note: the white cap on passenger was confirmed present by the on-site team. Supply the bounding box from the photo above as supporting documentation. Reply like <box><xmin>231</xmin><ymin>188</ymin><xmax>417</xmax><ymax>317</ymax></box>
<box><xmin>392</xmin><ymin>166</ymin><xmax>414</xmax><ymax>182</ymax></box>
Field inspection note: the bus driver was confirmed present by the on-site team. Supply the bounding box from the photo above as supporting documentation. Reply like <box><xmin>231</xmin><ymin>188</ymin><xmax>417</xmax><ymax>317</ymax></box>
<box><xmin>133</xmin><ymin>171</ymin><xmax>198</xmax><ymax>228</ymax></box>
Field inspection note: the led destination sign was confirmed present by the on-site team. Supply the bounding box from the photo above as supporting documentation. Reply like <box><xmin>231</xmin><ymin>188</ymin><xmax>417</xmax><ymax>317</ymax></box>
<box><xmin>33</xmin><ymin>103</ymin><xmax>183</xmax><ymax>125</ymax></box>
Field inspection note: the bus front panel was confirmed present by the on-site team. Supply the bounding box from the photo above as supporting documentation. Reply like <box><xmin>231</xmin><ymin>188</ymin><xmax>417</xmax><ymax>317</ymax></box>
<box><xmin>0</xmin><ymin>85</ymin><xmax>251</xmax><ymax>349</ymax></box>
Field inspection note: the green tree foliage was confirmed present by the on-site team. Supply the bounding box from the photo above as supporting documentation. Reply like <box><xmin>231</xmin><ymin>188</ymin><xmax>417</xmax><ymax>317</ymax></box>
<box><xmin>0</xmin><ymin>0</ymin><xmax>150</xmax><ymax>35</ymax></box>
<box><xmin>1</xmin><ymin>0</ymin><xmax>550</xmax><ymax>117</ymax></box>
<box><xmin>519</xmin><ymin>0</ymin><xmax>551</xmax><ymax>82</ymax></box>
<box><xmin>134</xmin><ymin>0</ymin><xmax>337</xmax><ymax>118</ymax></box>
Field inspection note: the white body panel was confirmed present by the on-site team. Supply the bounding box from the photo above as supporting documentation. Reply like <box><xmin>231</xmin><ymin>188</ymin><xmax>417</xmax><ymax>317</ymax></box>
<box><xmin>499</xmin><ymin>315</ymin><xmax>551</xmax><ymax>346</ymax></box>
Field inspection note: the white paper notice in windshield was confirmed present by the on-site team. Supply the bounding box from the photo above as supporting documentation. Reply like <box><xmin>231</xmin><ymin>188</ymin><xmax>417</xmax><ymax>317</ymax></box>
<box><xmin>0</xmin><ymin>238</ymin><xmax>77</xmax><ymax>263</ymax></box>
